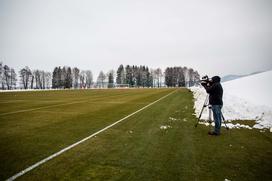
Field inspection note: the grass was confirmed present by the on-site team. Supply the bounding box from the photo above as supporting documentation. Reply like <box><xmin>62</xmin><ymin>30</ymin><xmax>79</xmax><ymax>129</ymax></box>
<box><xmin>0</xmin><ymin>88</ymin><xmax>271</xmax><ymax>180</ymax></box>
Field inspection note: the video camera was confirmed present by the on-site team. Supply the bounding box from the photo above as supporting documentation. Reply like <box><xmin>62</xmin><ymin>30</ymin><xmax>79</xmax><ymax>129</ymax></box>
<box><xmin>200</xmin><ymin>75</ymin><xmax>213</xmax><ymax>87</ymax></box>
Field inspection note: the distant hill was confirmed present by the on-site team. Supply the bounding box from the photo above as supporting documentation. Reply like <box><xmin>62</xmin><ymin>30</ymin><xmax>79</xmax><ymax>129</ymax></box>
<box><xmin>223</xmin><ymin>70</ymin><xmax>272</xmax><ymax>108</ymax></box>
<box><xmin>221</xmin><ymin>70</ymin><xmax>266</xmax><ymax>82</ymax></box>
<box><xmin>221</xmin><ymin>75</ymin><xmax>244</xmax><ymax>82</ymax></box>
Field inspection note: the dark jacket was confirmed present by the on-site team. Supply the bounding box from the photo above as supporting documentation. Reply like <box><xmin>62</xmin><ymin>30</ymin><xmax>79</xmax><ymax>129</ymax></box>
<box><xmin>203</xmin><ymin>76</ymin><xmax>223</xmax><ymax>105</ymax></box>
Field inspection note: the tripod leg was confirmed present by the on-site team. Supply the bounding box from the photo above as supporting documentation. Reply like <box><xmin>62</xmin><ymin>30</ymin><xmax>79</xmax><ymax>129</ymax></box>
<box><xmin>195</xmin><ymin>107</ymin><xmax>205</xmax><ymax>127</ymax></box>
<box><xmin>221</xmin><ymin>114</ymin><xmax>229</xmax><ymax>130</ymax></box>
<box><xmin>195</xmin><ymin>95</ymin><xmax>209</xmax><ymax>127</ymax></box>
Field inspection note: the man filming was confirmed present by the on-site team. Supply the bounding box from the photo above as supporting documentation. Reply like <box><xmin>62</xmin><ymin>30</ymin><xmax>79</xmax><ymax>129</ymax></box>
<box><xmin>202</xmin><ymin>76</ymin><xmax>223</xmax><ymax>136</ymax></box>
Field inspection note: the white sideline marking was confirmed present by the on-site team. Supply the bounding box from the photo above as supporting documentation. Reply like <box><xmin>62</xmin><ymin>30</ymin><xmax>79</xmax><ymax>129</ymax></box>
<box><xmin>6</xmin><ymin>90</ymin><xmax>176</xmax><ymax>181</ymax></box>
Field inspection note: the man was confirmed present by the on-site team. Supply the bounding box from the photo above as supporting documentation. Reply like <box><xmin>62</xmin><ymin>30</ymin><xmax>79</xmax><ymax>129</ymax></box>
<box><xmin>202</xmin><ymin>76</ymin><xmax>223</xmax><ymax>136</ymax></box>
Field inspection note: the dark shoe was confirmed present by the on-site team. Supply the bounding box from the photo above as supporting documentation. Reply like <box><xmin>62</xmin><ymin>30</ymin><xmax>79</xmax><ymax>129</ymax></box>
<box><xmin>208</xmin><ymin>131</ymin><xmax>220</xmax><ymax>136</ymax></box>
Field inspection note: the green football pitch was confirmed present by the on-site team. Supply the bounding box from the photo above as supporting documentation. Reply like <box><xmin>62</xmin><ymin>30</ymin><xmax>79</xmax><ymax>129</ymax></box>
<box><xmin>0</xmin><ymin>88</ymin><xmax>271</xmax><ymax>180</ymax></box>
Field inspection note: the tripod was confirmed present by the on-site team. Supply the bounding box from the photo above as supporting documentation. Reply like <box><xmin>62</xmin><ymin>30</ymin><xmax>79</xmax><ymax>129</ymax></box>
<box><xmin>194</xmin><ymin>95</ymin><xmax>229</xmax><ymax>130</ymax></box>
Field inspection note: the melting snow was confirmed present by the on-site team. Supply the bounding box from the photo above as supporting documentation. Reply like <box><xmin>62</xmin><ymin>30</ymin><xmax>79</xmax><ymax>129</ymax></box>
<box><xmin>169</xmin><ymin>117</ymin><xmax>178</xmax><ymax>121</ymax></box>
<box><xmin>160</xmin><ymin>125</ymin><xmax>171</xmax><ymax>130</ymax></box>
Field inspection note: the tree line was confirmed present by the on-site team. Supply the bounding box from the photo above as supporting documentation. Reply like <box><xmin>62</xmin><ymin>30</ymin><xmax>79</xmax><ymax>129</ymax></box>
<box><xmin>52</xmin><ymin>67</ymin><xmax>93</xmax><ymax>89</ymax></box>
<box><xmin>165</xmin><ymin>67</ymin><xmax>200</xmax><ymax>87</ymax></box>
<box><xmin>0</xmin><ymin>61</ymin><xmax>200</xmax><ymax>90</ymax></box>
<box><xmin>116</xmin><ymin>65</ymin><xmax>153</xmax><ymax>87</ymax></box>
<box><xmin>115</xmin><ymin>65</ymin><xmax>200</xmax><ymax>88</ymax></box>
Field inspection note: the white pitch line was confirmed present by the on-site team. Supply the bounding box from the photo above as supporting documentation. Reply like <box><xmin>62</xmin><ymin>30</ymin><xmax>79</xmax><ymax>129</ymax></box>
<box><xmin>6</xmin><ymin>90</ymin><xmax>176</xmax><ymax>181</ymax></box>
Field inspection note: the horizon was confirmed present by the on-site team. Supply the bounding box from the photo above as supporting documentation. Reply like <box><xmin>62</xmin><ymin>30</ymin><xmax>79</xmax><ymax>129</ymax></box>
<box><xmin>1</xmin><ymin>61</ymin><xmax>272</xmax><ymax>81</ymax></box>
<box><xmin>1</xmin><ymin>0</ymin><xmax>272</xmax><ymax>79</ymax></box>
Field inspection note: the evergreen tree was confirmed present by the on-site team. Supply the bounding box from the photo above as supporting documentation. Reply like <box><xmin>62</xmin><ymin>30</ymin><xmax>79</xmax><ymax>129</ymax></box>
<box><xmin>125</xmin><ymin>65</ymin><xmax>133</xmax><ymax>86</ymax></box>
<box><xmin>57</xmin><ymin>67</ymin><xmax>62</xmax><ymax>88</ymax></box>
<box><xmin>0</xmin><ymin>62</ymin><xmax>3</xmax><ymax>89</ymax></box>
<box><xmin>177</xmin><ymin>67</ymin><xmax>185</xmax><ymax>87</ymax></box>
<box><xmin>108</xmin><ymin>72</ymin><xmax>114</xmax><ymax>88</ymax></box>
<box><xmin>164</xmin><ymin>67</ymin><xmax>171</xmax><ymax>87</ymax></box>
<box><xmin>141</xmin><ymin>66</ymin><xmax>147</xmax><ymax>87</ymax></box>
<box><xmin>146</xmin><ymin>68</ymin><xmax>153</xmax><ymax>87</ymax></box>
<box><xmin>52</xmin><ymin>67</ymin><xmax>58</xmax><ymax>88</ymax></box>
<box><xmin>61</xmin><ymin>67</ymin><xmax>66</xmax><ymax>88</ymax></box>
<box><xmin>64</xmin><ymin>67</ymin><xmax>72</xmax><ymax>88</ymax></box>
<box><xmin>116</xmin><ymin>64</ymin><xmax>124</xmax><ymax>84</ymax></box>
<box><xmin>135</xmin><ymin>66</ymin><xmax>142</xmax><ymax>87</ymax></box>
<box><xmin>164</xmin><ymin>66</ymin><xmax>199</xmax><ymax>87</ymax></box>
<box><xmin>132</xmin><ymin>65</ymin><xmax>137</xmax><ymax>87</ymax></box>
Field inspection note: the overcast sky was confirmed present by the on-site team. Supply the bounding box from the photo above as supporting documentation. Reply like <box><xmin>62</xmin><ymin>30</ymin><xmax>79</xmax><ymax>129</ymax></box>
<box><xmin>0</xmin><ymin>0</ymin><xmax>272</xmax><ymax>78</ymax></box>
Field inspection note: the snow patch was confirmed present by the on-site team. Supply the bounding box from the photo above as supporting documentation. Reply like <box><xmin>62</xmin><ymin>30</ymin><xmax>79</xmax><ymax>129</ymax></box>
<box><xmin>223</xmin><ymin>123</ymin><xmax>252</xmax><ymax>130</ymax></box>
<box><xmin>169</xmin><ymin>117</ymin><xmax>179</xmax><ymax>121</ymax></box>
<box><xmin>160</xmin><ymin>125</ymin><xmax>171</xmax><ymax>130</ymax></box>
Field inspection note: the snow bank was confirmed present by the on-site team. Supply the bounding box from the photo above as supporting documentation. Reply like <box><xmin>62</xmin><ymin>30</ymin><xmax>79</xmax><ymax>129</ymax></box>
<box><xmin>223</xmin><ymin>70</ymin><xmax>272</xmax><ymax>108</ymax></box>
<box><xmin>190</xmin><ymin>70</ymin><xmax>272</xmax><ymax>130</ymax></box>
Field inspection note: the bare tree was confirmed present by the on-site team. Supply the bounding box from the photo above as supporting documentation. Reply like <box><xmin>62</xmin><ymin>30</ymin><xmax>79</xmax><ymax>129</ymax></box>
<box><xmin>44</xmin><ymin>72</ymin><xmax>52</xmax><ymax>89</ymax></box>
<box><xmin>188</xmin><ymin>68</ymin><xmax>194</xmax><ymax>87</ymax></box>
<box><xmin>19</xmin><ymin>66</ymin><xmax>32</xmax><ymax>89</ymax></box>
<box><xmin>97</xmin><ymin>71</ymin><xmax>106</xmax><ymax>88</ymax></box>
<box><xmin>154</xmin><ymin>68</ymin><xmax>163</xmax><ymax>87</ymax></box>
<box><xmin>10</xmin><ymin>68</ymin><xmax>17</xmax><ymax>89</ymax></box>
<box><xmin>158</xmin><ymin>68</ymin><xmax>163</xmax><ymax>87</ymax></box>
<box><xmin>3</xmin><ymin>65</ymin><xmax>11</xmax><ymax>89</ymax></box>
<box><xmin>72</xmin><ymin>67</ymin><xmax>80</xmax><ymax>88</ymax></box>
<box><xmin>32</xmin><ymin>70</ymin><xmax>47</xmax><ymax>89</ymax></box>
<box><xmin>183</xmin><ymin>67</ymin><xmax>189</xmax><ymax>87</ymax></box>
<box><xmin>79</xmin><ymin>70</ymin><xmax>87</xmax><ymax>88</ymax></box>
<box><xmin>30</xmin><ymin>74</ymin><xmax>34</xmax><ymax>89</ymax></box>
<box><xmin>34</xmin><ymin>70</ymin><xmax>41</xmax><ymax>89</ymax></box>
<box><xmin>0</xmin><ymin>64</ymin><xmax>17</xmax><ymax>90</ymax></box>
<box><xmin>86</xmin><ymin>70</ymin><xmax>93</xmax><ymax>88</ymax></box>
<box><xmin>192</xmin><ymin>70</ymin><xmax>200</xmax><ymax>86</ymax></box>
<box><xmin>150</xmin><ymin>69</ymin><xmax>155</xmax><ymax>87</ymax></box>
<box><xmin>41</xmin><ymin>71</ymin><xmax>45</xmax><ymax>89</ymax></box>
